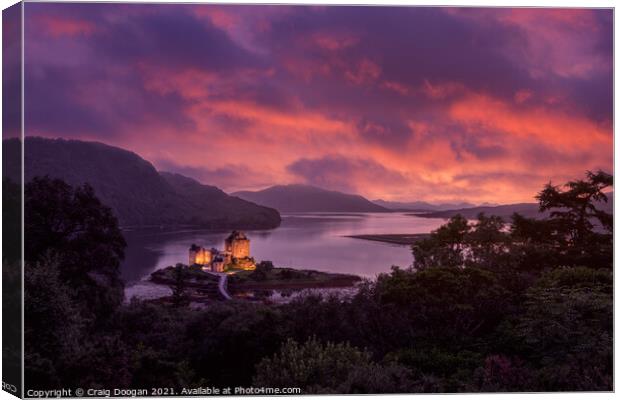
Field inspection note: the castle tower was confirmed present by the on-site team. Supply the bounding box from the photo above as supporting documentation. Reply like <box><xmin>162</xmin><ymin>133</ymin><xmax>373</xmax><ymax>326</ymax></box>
<box><xmin>225</xmin><ymin>231</ymin><xmax>250</xmax><ymax>259</ymax></box>
<box><xmin>197</xmin><ymin>248</ymin><xmax>213</xmax><ymax>265</ymax></box>
<box><xmin>189</xmin><ymin>244</ymin><xmax>200</xmax><ymax>265</ymax></box>
<box><xmin>189</xmin><ymin>244</ymin><xmax>212</xmax><ymax>266</ymax></box>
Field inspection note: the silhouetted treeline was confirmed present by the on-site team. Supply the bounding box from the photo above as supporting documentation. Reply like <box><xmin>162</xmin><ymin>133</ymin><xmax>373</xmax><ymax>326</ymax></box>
<box><xmin>20</xmin><ymin>171</ymin><xmax>613</xmax><ymax>393</ymax></box>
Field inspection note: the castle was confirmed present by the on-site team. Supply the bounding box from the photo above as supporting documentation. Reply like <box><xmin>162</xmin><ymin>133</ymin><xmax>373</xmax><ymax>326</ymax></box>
<box><xmin>189</xmin><ymin>231</ymin><xmax>256</xmax><ymax>273</ymax></box>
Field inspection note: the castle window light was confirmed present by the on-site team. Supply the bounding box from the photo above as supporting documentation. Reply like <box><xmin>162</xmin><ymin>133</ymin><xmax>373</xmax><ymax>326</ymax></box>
<box><xmin>189</xmin><ymin>231</ymin><xmax>255</xmax><ymax>273</ymax></box>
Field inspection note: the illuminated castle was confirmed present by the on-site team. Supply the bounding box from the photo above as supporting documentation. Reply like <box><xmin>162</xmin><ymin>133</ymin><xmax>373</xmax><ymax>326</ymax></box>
<box><xmin>189</xmin><ymin>231</ymin><xmax>256</xmax><ymax>273</ymax></box>
<box><xmin>225</xmin><ymin>231</ymin><xmax>250</xmax><ymax>258</ymax></box>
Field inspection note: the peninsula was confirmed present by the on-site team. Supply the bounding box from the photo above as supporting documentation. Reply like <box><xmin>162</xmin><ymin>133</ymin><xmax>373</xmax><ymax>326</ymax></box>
<box><xmin>345</xmin><ymin>233</ymin><xmax>430</xmax><ymax>246</ymax></box>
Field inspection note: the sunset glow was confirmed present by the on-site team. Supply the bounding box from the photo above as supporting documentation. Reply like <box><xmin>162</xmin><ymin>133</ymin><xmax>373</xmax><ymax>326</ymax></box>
<box><xmin>23</xmin><ymin>4</ymin><xmax>613</xmax><ymax>204</ymax></box>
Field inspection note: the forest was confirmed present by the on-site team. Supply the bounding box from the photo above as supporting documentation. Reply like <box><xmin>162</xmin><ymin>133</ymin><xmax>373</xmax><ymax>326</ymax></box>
<box><xmin>9</xmin><ymin>170</ymin><xmax>613</xmax><ymax>393</ymax></box>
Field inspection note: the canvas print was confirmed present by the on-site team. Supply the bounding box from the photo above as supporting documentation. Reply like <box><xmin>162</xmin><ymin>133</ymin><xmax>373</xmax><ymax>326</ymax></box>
<box><xmin>2</xmin><ymin>2</ymin><xmax>614</xmax><ymax>397</ymax></box>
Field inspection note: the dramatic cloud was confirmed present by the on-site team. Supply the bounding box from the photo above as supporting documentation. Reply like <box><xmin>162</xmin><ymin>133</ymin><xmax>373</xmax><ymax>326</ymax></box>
<box><xmin>3</xmin><ymin>3</ymin><xmax>21</xmax><ymax>138</ymax></box>
<box><xmin>21</xmin><ymin>4</ymin><xmax>613</xmax><ymax>203</ymax></box>
<box><xmin>287</xmin><ymin>155</ymin><xmax>408</xmax><ymax>195</ymax></box>
<box><xmin>154</xmin><ymin>158</ymin><xmax>275</xmax><ymax>193</ymax></box>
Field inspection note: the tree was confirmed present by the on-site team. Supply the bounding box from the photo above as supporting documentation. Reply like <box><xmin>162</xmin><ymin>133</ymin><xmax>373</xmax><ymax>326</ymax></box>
<box><xmin>414</xmin><ymin>171</ymin><xmax>614</xmax><ymax>272</ymax></box>
<box><xmin>3</xmin><ymin>179</ymin><xmax>22</xmax><ymax>389</ymax></box>
<box><xmin>186</xmin><ymin>302</ymin><xmax>284</xmax><ymax>387</ymax></box>
<box><xmin>256</xmin><ymin>260</ymin><xmax>274</xmax><ymax>273</ymax></box>
<box><xmin>250</xmin><ymin>260</ymin><xmax>274</xmax><ymax>281</ymax></box>
<box><xmin>412</xmin><ymin>213</ymin><xmax>509</xmax><ymax>270</ymax></box>
<box><xmin>24</xmin><ymin>256</ymin><xmax>82</xmax><ymax>389</ymax></box>
<box><xmin>376</xmin><ymin>266</ymin><xmax>509</xmax><ymax>346</ymax></box>
<box><xmin>535</xmin><ymin>170</ymin><xmax>612</xmax><ymax>268</ymax></box>
<box><xmin>507</xmin><ymin>213</ymin><xmax>564</xmax><ymax>272</ymax></box>
<box><xmin>254</xmin><ymin>337</ymin><xmax>380</xmax><ymax>393</ymax></box>
<box><xmin>170</xmin><ymin>264</ymin><xmax>189</xmax><ymax>307</ymax></box>
<box><xmin>473</xmin><ymin>354</ymin><xmax>533</xmax><ymax>392</ymax></box>
<box><xmin>514</xmin><ymin>267</ymin><xmax>612</xmax><ymax>390</ymax></box>
<box><xmin>537</xmin><ymin>170</ymin><xmax>612</xmax><ymax>244</ymax></box>
<box><xmin>386</xmin><ymin>346</ymin><xmax>483</xmax><ymax>392</ymax></box>
<box><xmin>24</xmin><ymin>177</ymin><xmax>129</xmax><ymax>388</ymax></box>
<box><xmin>466</xmin><ymin>214</ymin><xmax>508</xmax><ymax>269</ymax></box>
<box><xmin>25</xmin><ymin>176</ymin><xmax>127</xmax><ymax>321</ymax></box>
<box><xmin>412</xmin><ymin>214</ymin><xmax>470</xmax><ymax>269</ymax></box>
<box><xmin>3</xmin><ymin>178</ymin><xmax>21</xmax><ymax>263</ymax></box>
<box><xmin>509</xmin><ymin>212</ymin><xmax>561</xmax><ymax>245</ymax></box>
<box><xmin>338</xmin><ymin>361</ymin><xmax>417</xmax><ymax>393</ymax></box>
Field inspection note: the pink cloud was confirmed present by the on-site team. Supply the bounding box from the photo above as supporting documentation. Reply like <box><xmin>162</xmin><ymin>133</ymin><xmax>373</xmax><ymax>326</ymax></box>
<box><xmin>311</xmin><ymin>31</ymin><xmax>359</xmax><ymax>51</ymax></box>
<box><xmin>422</xmin><ymin>80</ymin><xmax>465</xmax><ymax>99</ymax></box>
<box><xmin>345</xmin><ymin>59</ymin><xmax>381</xmax><ymax>85</ymax></box>
<box><xmin>381</xmin><ymin>80</ymin><xmax>412</xmax><ymax>96</ymax></box>
<box><xmin>513</xmin><ymin>89</ymin><xmax>533</xmax><ymax>104</ymax></box>
<box><xmin>37</xmin><ymin>15</ymin><xmax>97</xmax><ymax>37</ymax></box>
<box><xmin>446</xmin><ymin>8</ymin><xmax>611</xmax><ymax>79</ymax></box>
<box><xmin>449</xmin><ymin>92</ymin><xmax>611</xmax><ymax>149</ymax></box>
<box><xmin>23</xmin><ymin>4</ymin><xmax>612</xmax><ymax>205</ymax></box>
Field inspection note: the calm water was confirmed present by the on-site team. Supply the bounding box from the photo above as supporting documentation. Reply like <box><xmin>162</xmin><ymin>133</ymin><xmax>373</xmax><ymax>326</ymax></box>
<box><xmin>121</xmin><ymin>212</ymin><xmax>446</xmax><ymax>292</ymax></box>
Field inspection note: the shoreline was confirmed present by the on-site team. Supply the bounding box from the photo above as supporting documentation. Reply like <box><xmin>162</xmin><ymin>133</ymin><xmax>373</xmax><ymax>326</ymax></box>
<box><xmin>345</xmin><ymin>233</ymin><xmax>430</xmax><ymax>246</ymax></box>
<box><xmin>231</xmin><ymin>276</ymin><xmax>361</xmax><ymax>291</ymax></box>
<box><xmin>149</xmin><ymin>265</ymin><xmax>362</xmax><ymax>298</ymax></box>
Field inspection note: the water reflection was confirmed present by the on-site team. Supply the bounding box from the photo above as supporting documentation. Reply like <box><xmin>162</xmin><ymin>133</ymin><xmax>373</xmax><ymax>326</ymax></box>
<box><xmin>121</xmin><ymin>212</ymin><xmax>445</xmax><ymax>286</ymax></box>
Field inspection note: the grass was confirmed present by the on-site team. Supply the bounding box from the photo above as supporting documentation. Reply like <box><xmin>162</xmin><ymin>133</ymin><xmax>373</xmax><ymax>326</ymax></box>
<box><xmin>151</xmin><ymin>264</ymin><xmax>219</xmax><ymax>284</ymax></box>
<box><xmin>228</xmin><ymin>267</ymin><xmax>361</xmax><ymax>287</ymax></box>
<box><xmin>151</xmin><ymin>264</ymin><xmax>361</xmax><ymax>291</ymax></box>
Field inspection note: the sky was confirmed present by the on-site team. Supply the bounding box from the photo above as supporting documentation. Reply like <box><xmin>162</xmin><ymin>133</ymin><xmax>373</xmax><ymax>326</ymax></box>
<box><xmin>21</xmin><ymin>4</ymin><xmax>613</xmax><ymax>204</ymax></box>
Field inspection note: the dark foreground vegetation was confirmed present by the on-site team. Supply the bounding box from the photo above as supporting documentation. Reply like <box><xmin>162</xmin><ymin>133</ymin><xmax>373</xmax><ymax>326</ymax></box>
<box><xmin>14</xmin><ymin>171</ymin><xmax>612</xmax><ymax>393</ymax></box>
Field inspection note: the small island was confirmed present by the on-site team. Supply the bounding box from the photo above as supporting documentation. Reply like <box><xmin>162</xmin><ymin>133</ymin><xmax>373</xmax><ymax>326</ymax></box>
<box><xmin>149</xmin><ymin>231</ymin><xmax>362</xmax><ymax>303</ymax></box>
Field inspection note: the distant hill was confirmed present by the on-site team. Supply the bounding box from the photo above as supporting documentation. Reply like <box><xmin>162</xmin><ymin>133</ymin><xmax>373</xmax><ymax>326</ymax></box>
<box><xmin>233</xmin><ymin>184</ymin><xmax>389</xmax><ymax>213</ymax></box>
<box><xmin>372</xmin><ymin>199</ymin><xmax>483</xmax><ymax>211</ymax></box>
<box><xmin>414</xmin><ymin>203</ymin><xmax>545</xmax><ymax>219</ymax></box>
<box><xmin>160</xmin><ymin>172</ymin><xmax>282</xmax><ymax>229</ymax></box>
<box><xmin>3</xmin><ymin>137</ymin><xmax>281</xmax><ymax>229</ymax></box>
<box><xmin>414</xmin><ymin>195</ymin><xmax>613</xmax><ymax>220</ymax></box>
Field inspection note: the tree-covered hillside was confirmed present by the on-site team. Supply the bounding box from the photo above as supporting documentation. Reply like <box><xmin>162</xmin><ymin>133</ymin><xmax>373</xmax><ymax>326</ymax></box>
<box><xmin>4</xmin><ymin>137</ymin><xmax>280</xmax><ymax>229</ymax></box>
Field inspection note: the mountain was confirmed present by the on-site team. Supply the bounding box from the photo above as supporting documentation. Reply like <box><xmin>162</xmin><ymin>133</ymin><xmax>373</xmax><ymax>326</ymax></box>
<box><xmin>414</xmin><ymin>195</ymin><xmax>613</xmax><ymax>220</ymax></box>
<box><xmin>159</xmin><ymin>172</ymin><xmax>282</xmax><ymax>229</ymax></box>
<box><xmin>3</xmin><ymin>137</ymin><xmax>281</xmax><ymax>229</ymax></box>
<box><xmin>372</xmin><ymin>199</ymin><xmax>479</xmax><ymax>211</ymax></box>
<box><xmin>232</xmin><ymin>184</ymin><xmax>389</xmax><ymax>213</ymax></box>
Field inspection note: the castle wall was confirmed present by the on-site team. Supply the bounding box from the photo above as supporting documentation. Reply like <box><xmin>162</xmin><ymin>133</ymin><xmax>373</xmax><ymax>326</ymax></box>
<box><xmin>198</xmin><ymin>248</ymin><xmax>213</xmax><ymax>265</ymax></box>
<box><xmin>190</xmin><ymin>247</ymin><xmax>212</xmax><ymax>266</ymax></box>
<box><xmin>225</xmin><ymin>231</ymin><xmax>251</xmax><ymax>259</ymax></box>
<box><xmin>212</xmin><ymin>260</ymin><xmax>225</xmax><ymax>273</ymax></box>
<box><xmin>230</xmin><ymin>239</ymin><xmax>250</xmax><ymax>259</ymax></box>
<box><xmin>191</xmin><ymin>231</ymin><xmax>252</xmax><ymax>272</ymax></box>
